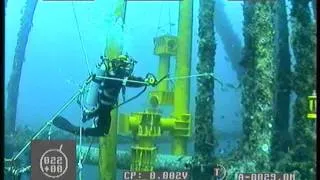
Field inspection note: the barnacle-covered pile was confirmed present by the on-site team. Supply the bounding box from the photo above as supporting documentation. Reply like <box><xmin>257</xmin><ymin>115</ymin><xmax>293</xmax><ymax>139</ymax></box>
<box><xmin>193</xmin><ymin>0</ymin><xmax>216</xmax><ymax>179</ymax></box>
<box><xmin>240</xmin><ymin>0</ymin><xmax>276</xmax><ymax>172</ymax></box>
<box><xmin>271</xmin><ymin>0</ymin><xmax>292</xmax><ymax>168</ymax></box>
<box><xmin>222</xmin><ymin>1</ymin><xmax>277</xmax><ymax>178</ymax></box>
<box><xmin>285</xmin><ymin>0</ymin><xmax>316</xmax><ymax>178</ymax></box>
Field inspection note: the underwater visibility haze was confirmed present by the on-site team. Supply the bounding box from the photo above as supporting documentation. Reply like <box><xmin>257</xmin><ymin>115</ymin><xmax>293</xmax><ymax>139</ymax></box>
<box><xmin>4</xmin><ymin>0</ymin><xmax>317</xmax><ymax>179</ymax></box>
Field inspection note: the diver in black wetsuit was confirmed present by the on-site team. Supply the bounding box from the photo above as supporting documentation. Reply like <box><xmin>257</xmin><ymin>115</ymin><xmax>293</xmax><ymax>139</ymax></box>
<box><xmin>52</xmin><ymin>55</ymin><xmax>157</xmax><ymax>137</ymax></box>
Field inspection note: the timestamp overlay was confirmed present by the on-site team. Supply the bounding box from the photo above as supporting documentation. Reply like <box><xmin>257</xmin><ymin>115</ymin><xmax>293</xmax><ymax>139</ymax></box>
<box><xmin>238</xmin><ymin>173</ymin><xmax>296</xmax><ymax>180</ymax></box>
<box><xmin>123</xmin><ymin>171</ymin><xmax>189</xmax><ymax>180</ymax></box>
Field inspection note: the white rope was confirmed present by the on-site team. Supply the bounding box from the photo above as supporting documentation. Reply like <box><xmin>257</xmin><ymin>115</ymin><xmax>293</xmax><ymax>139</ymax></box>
<box><xmin>78</xmin><ymin>129</ymin><xmax>83</xmax><ymax>180</ymax></box>
<box><xmin>11</xmin><ymin>76</ymin><xmax>93</xmax><ymax>162</ymax></box>
<box><xmin>12</xmin><ymin>89</ymin><xmax>84</xmax><ymax>161</ymax></box>
<box><xmin>77</xmin><ymin>82</ymin><xmax>88</xmax><ymax>180</ymax></box>
<box><xmin>48</xmin><ymin>124</ymin><xmax>52</xmax><ymax>140</ymax></box>
<box><xmin>70</xmin><ymin>2</ymin><xmax>96</xmax><ymax>175</ymax></box>
<box><xmin>156</xmin><ymin>3</ymin><xmax>164</xmax><ymax>37</ymax></box>
<box><xmin>71</xmin><ymin>1</ymin><xmax>92</xmax><ymax>75</ymax></box>
<box><xmin>75</xmin><ymin>81</ymin><xmax>100</xmax><ymax>178</ymax></box>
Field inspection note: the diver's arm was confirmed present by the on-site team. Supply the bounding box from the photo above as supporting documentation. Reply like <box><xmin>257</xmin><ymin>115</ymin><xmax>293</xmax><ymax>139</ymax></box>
<box><xmin>91</xmin><ymin>74</ymin><xmax>103</xmax><ymax>84</ymax></box>
<box><xmin>125</xmin><ymin>76</ymin><xmax>147</xmax><ymax>88</ymax></box>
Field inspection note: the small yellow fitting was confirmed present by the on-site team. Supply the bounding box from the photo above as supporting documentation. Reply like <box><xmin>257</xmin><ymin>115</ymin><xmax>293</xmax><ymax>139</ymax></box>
<box><xmin>160</xmin><ymin>114</ymin><xmax>191</xmax><ymax>137</ymax></box>
<box><xmin>307</xmin><ymin>91</ymin><xmax>317</xmax><ymax>120</ymax></box>
<box><xmin>129</xmin><ymin>113</ymin><xmax>142</xmax><ymax>131</ymax></box>
<box><xmin>172</xmin><ymin>114</ymin><xmax>191</xmax><ymax>137</ymax></box>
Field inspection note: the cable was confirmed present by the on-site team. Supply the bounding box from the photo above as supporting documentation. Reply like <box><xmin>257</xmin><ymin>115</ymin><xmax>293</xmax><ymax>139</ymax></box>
<box><xmin>169</xmin><ymin>7</ymin><xmax>172</xmax><ymax>34</ymax></box>
<box><xmin>71</xmin><ymin>1</ymin><xmax>92</xmax><ymax>76</ymax></box>
<box><xmin>123</xmin><ymin>0</ymin><xmax>128</xmax><ymax>24</ymax></box>
<box><xmin>114</xmin><ymin>86</ymin><xmax>147</xmax><ymax>109</ymax></box>
<box><xmin>156</xmin><ymin>3</ymin><xmax>164</xmax><ymax>37</ymax></box>
<box><xmin>11</xmin><ymin>77</ymin><xmax>92</xmax><ymax>161</ymax></box>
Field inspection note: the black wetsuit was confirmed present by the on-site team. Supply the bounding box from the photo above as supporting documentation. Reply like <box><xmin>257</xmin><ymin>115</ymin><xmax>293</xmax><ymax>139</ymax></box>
<box><xmin>82</xmin><ymin>73</ymin><xmax>145</xmax><ymax>137</ymax></box>
<box><xmin>53</xmin><ymin>73</ymin><xmax>146</xmax><ymax>137</ymax></box>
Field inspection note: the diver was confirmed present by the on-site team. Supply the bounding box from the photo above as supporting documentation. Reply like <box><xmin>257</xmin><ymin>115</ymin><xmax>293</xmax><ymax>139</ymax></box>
<box><xmin>52</xmin><ymin>55</ymin><xmax>158</xmax><ymax>137</ymax></box>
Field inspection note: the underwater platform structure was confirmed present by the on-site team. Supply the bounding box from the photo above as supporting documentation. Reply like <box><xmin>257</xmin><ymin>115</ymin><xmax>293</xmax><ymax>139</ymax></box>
<box><xmin>4</xmin><ymin>0</ymin><xmax>317</xmax><ymax>179</ymax></box>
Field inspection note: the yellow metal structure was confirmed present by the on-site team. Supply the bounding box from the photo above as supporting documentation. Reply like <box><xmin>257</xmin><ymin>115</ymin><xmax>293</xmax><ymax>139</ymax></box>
<box><xmin>128</xmin><ymin>113</ymin><xmax>161</xmax><ymax>171</ymax></box>
<box><xmin>157</xmin><ymin>54</ymin><xmax>170</xmax><ymax>91</ymax></box>
<box><xmin>154</xmin><ymin>35</ymin><xmax>177</xmax><ymax>56</ymax></box>
<box><xmin>117</xmin><ymin>0</ymin><xmax>194</xmax><ymax>172</ymax></box>
<box><xmin>172</xmin><ymin>0</ymin><xmax>193</xmax><ymax>155</ymax></box>
<box><xmin>100</xmin><ymin>0</ymin><xmax>126</xmax><ymax>179</ymax></box>
<box><xmin>118</xmin><ymin>113</ymin><xmax>130</xmax><ymax>135</ymax></box>
<box><xmin>99</xmin><ymin>109</ymin><xmax>118</xmax><ymax>180</ymax></box>
<box><xmin>307</xmin><ymin>91</ymin><xmax>317</xmax><ymax>119</ymax></box>
<box><xmin>151</xmin><ymin>34</ymin><xmax>176</xmax><ymax>106</ymax></box>
<box><xmin>148</xmin><ymin>91</ymin><xmax>174</xmax><ymax>105</ymax></box>
<box><xmin>120</xmin><ymin>112</ymin><xmax>191</xmax><ymax>171</ymax></box>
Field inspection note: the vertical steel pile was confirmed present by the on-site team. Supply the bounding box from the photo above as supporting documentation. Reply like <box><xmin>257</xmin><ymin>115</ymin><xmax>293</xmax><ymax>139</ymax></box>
<box><xmin>215</xmin><ymin>0</ymin><xmax>244</xmax><ymax>80</ymax></box>
<box><xmin>172</xmin><ymin>0</ymin><xmax>193</xmax><ymax>156</ymax></box>
<box><xmin>289</xmin><ymin>0</ymin><xmax>316</xmax><ymax>178</ymax></box>
<box><xmin>271</xmin><ymin>0</ymin><xmax>291</xmax><ymax>164</ymax></box>
<box><xmin>99</xmin><ymin>0</ymin><xmax>126</xmax><ymax>179</ymax></box>
<box><xmin>312</xmin><ymin>0</ymin><xmax>316</xmax><ymax>20</ymax></box>
<box><xmin>192</xmin><ymin>0</ymin><xmax>216</xmax><ymax>179</ymax></box>
<box><xmin>240</xmin><ymin>0</ymin><xmax>276</xmax><ymax>172</ymax></box>
<box><xmin>6</xmin><ymin>0</ymin><xmax>38</xmax><ymax>134</ymax></box>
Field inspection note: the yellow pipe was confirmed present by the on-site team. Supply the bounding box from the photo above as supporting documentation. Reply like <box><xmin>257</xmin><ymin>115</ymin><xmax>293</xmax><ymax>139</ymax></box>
<box><xmin>118</xmin><ymin>113</ymin><xmax>130</xmax><ymax>135</ymax></box>
<box><xmin>99</xmin><ymin>109</ymin><xmax>118</xmax><ymax>180</ymax></box>
<box><xmin>157</xmin><ymin>55</ymin><xmax>170</xmax><ymax>91</ymax></box>
<box><xmin>160</xmin><ymin>118</ymin><xmax>175</xmax><ymax>131</ymax></box>
<box><xmin>129</xmin><ymin>115</ymin><xmax>176</xmax><ymax>133</ymax></box>
<box><xmin>99</xmin><ymin>0</ymin><xmax>126</xmax><ymax>179</ymax></box>
<box><xmin>172</xmin><ymin>0</ymin><xmax>193</xmax><ymax>155</ymax></box>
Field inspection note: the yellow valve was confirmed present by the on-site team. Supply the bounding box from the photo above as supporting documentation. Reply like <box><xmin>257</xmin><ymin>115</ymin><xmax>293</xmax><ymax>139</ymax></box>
<box><xmin>307</xmin><ymin>91</ymin><xmax>317</xmax><ymax>119</ymax></box>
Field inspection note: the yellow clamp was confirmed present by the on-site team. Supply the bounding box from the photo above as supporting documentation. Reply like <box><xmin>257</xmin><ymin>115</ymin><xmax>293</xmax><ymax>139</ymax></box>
<box><xmin>307</xmin><ymin>91</ymin><xmax>317</xmax><ymax>120</ymax></box>
<box><xmin>148</xmin><ymin>77</ymin><xmax>156</xmax><ymax>84</ymax></box>
<box><xmin>145</xmin><ymin>76</ymin><xmax>156</xmax><ymax>86</ymax></box>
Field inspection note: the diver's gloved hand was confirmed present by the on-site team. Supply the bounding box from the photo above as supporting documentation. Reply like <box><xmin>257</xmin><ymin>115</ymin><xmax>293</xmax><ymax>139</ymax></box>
<box><xmin>145</xmin><ymin>73</ymin><xmax>158</xmax><ymax>87</ymax></box>
<box><xmin>91</xmin><ymin>73</ymin><xmax>96</xmax><ymax>80</ymax></box>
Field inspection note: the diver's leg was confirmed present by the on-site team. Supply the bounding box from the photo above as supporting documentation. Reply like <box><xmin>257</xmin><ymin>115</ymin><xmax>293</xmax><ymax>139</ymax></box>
<box><xmin>52</xmin><ymin>116</ymin><xmax>83</xmax><ymax>135</ymax></box>
<box><xmin>83</xmin><ymin>108</ymin><xmax>111</xmax><ymax>137</ymax></box>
